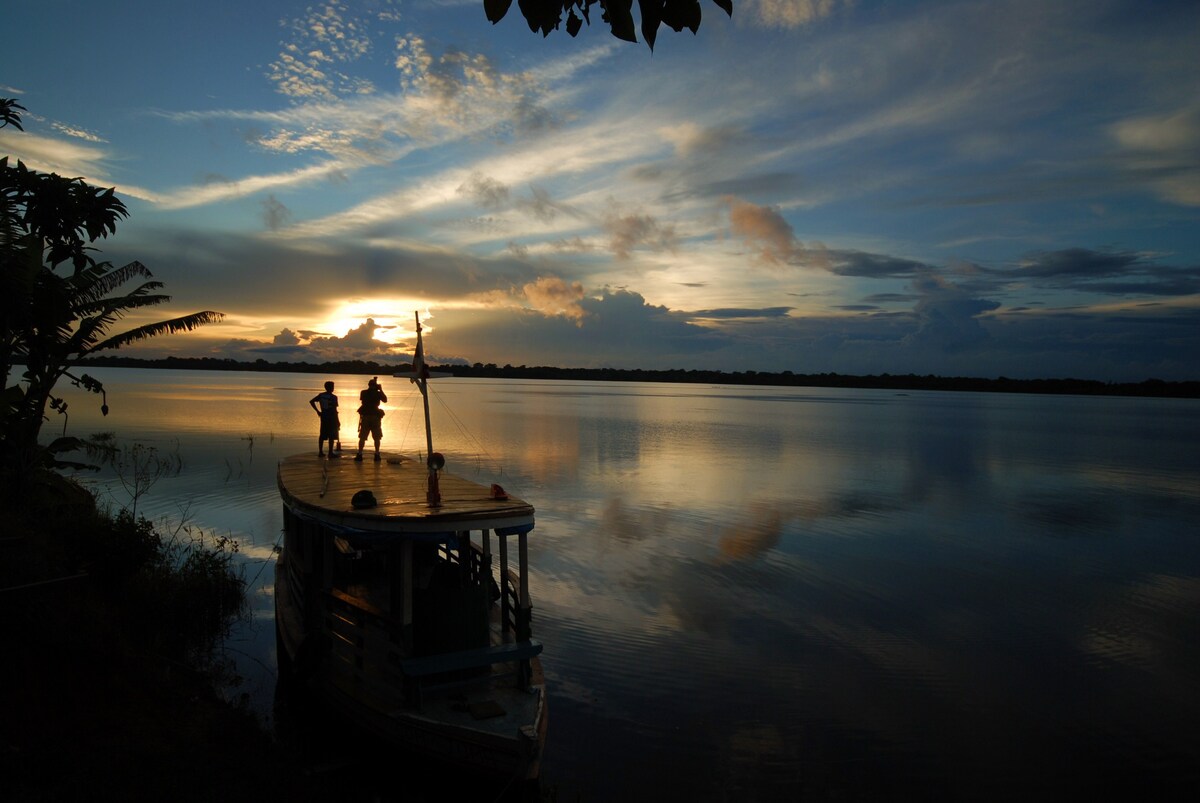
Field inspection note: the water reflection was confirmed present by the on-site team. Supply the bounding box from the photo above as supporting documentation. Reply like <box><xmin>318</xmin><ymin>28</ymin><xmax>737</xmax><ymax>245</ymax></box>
<box><xmin>58</xmin><ymin>370</ymin><xmax>1200</xmax><ymax>799</ymax></box>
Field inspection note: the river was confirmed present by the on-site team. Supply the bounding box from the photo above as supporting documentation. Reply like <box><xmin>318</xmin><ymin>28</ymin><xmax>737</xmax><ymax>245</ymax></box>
<box><xmin>62</xmin><ymin>368</ymin><xmax>1200</xmax><ymax>800</ymax></box>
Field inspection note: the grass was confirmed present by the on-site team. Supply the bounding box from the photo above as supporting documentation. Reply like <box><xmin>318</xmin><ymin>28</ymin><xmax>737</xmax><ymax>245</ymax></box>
<box><xmin>0</xmin><ymin>470</ymin><xmax>320</xmax><ymax>801</ymax></box>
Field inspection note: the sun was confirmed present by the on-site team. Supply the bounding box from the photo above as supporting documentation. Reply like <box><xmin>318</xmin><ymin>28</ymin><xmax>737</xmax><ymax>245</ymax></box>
<box><xmin>318</xmin><ymin>298</ymin><xmax>434</xmax><ymax>346</ymax></box>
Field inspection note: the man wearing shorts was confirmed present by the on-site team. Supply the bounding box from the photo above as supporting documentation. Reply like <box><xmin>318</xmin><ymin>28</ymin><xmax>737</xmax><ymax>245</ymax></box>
<box><xmin>355</xmin><ymin>378</ymin><xmax>388</xmax><ymax>462</ymax></box>
<box><xmin>309</xmin><ymin>380</ymin><xmax>340</xmax><ymax>457</ymax></box>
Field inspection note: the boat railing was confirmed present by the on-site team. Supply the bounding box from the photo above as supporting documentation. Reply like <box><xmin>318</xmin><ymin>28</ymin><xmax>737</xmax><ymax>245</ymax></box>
<box><xmin>438</xmin><ymin>537</ymin><xmax>533</xmax><ymax>642</ymax></box>
<box><xmin>322</xmin><ymin>539</ymin><xmax>537</xmax><ymax>710</ymax></box>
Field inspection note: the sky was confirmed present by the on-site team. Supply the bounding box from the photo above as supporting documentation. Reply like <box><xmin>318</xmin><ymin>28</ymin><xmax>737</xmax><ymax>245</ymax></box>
<box><xmin>3</xmin><ymin>0</ymin><xmax>1199</xmax><ymax>381</ymax></box>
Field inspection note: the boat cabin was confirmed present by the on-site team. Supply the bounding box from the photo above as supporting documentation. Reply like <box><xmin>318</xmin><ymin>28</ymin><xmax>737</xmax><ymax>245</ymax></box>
<box><xmin>275</xmin><ymin>452</ymin><xmax>545</xmax><ymax>777</ymax></box>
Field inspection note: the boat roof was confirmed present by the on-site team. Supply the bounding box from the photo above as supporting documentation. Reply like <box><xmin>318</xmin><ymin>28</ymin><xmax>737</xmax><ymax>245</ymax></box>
<box><xmin>278</xmin><ymin>452</ymin><xmax>534</xmax><ymax>535</ymax></box>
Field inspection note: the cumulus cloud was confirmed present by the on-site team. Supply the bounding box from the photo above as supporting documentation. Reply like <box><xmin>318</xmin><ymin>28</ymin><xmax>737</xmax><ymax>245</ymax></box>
<box><xmin>522</xmin><ymin>276</ymin><xmax>587</xmax><ymax>323</ymax></box>
<box><xmin>903</xmin><ymin>272</ymin><xmax>1000</xmax><ymax>353</ymax></box>
<box><xmin>215</xmin><ymin>318</ymin><xmax>405</xmax><ymax>363</ymax></box>
<box><xmin>424</xmin><ymin>289</ymin><xmax>731</xmax><ymax>370</ymax></box>
<box><xmin>725</xmin><ymin>196</ymin><xmax>827</xmax><ymax>268</ymax></box>
<box><xmin>308</xmin><ymin>317</ymin><xmax>396</xmax><ymax>351</ymax></box>
<box><xmin>273</xmin><ymin>328</ymin><xmax>301</xmax><ymax>346</ymax></box>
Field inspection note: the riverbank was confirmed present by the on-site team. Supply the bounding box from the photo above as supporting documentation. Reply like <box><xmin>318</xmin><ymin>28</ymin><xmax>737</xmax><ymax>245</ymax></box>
<box><xmin>71</xmin><ymin>355</ymin><xmax>1200</xmax><ymax>398</ymax></box>
<box><xmin>0</xmin><ymin>471</ymin><xmax>314</xmax><ymax>801</ymax></box>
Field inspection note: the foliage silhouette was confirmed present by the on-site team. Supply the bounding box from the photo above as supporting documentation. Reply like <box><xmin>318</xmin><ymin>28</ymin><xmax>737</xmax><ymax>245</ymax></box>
<box><xmin>487</xmin><ymin>0</ymin><xmax>733</xmax><ymax>50</ymax></box>
<box><xmin>1</xmin><ymin>99</ymin><xmax>223</xmax><ymax>477</ymax></box>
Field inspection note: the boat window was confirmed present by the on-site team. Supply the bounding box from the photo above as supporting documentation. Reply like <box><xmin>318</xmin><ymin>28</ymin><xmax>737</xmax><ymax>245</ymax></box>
<box><xmin>332</xmin><ymin>541</ymin><xmax>392</xmax><ymax>614</ymax></box>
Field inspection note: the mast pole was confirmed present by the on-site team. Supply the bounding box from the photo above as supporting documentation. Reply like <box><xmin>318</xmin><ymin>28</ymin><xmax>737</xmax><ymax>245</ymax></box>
<box><xmin>416</xmin><ymin>312</ymin><xmax>434</xmax><ymax>463</ymax></box>
<box><xmin>415</xmin><ymin>312</ymin><xmax>441</xmax><ymax>507</ymax></box>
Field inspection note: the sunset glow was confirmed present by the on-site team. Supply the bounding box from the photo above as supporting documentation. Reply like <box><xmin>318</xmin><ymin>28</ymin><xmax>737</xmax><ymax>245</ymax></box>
<box><xmin>318</xmin><ymin>299</ymin><xmax>435</xmax><ymax>346</ymax></box>
<box><xmin>4</xmin><ymin>1</ymin><xmax>1197</xmax><ymax>380</ymax></box>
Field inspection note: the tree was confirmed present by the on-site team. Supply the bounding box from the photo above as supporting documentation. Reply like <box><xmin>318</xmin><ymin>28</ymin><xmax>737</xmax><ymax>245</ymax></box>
<box><xmin>486</xmin><ymin>0</ymin><xmax>733</xmax><ymax>51</ymax></box>
<box><xmin>1</xmin><ymin>99</ymin><xmax>223</xmax><ymax>476</ymax></box>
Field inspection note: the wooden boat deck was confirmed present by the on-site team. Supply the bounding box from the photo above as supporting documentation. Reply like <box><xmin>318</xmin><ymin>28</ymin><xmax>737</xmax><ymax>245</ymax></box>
<box><xmin>277</xmin><ymin>452</ymin><xmax>534</xmax><ymax>533</ymax></box>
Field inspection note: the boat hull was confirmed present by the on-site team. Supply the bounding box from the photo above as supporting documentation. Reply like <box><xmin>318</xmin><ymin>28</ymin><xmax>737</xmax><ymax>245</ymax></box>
<box><xmin>273</xmin><ymin>453</ymin><xmax>548</xmax><ymax>782</ymax></box>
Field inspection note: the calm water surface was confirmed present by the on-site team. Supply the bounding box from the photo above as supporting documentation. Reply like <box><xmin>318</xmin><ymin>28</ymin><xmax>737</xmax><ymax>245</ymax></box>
<box><xmin>64</xmin><ymin>369</ymin><xmax>1200</xmax><ymax>800</ymax></box>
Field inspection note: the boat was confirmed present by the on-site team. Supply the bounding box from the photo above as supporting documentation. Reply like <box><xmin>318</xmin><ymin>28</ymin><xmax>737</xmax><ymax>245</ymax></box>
<box><xmin>274</xmin><ymin>313</ymin><xmax>547</xmax><ymax>780</ymax></box>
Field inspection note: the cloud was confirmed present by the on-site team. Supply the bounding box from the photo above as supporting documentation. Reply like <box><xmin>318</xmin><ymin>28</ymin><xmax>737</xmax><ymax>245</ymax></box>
<box><xmin>522</xmin><ymin>276</ymin><xmax>587</xmax><ymax>323</ymax></box>
<box><xmin>159</xmin><ymin>33</ymin><xmax>582</xmax><ymax>209</ymax></box>
<box><xmin>829</xmin><ymin>251</ymin><xmax>930</xmax><ymax>278</ymax></box>
<box><xmin>214</xmin><ymin>318</ymin><xmax>405</xmax><ymax>363</ymax></box>
<box><xmin>1000</xmin><ymin>248</ymin><xmax>1200</xmax><ymax>297</ymax></box>
<box><xmin>516</xmin><ymin>186</ymin><xmax>573</xmax><ymax>222</ymax></box>
<box><xmin>659</xmin><ymin>123</ymin><xmax>741</xmax><ymax>158</ymax></box>
<box><xmin>724</xmin><ymin>197</ymin><xmax>829</xmax><ymax>268</ymax></box>
<box><xmin>430</xmin><ymin>289</ymin><xmax>732</xmax><ymax>369</ymax></box>
<box><xmin>154</xmin><ymin>161</ymin><xmax>348</xmax><ymax>209</ymax></box>
<box><xmin>744</xmin><ymin>0</ymin><xmax>848</xmax><ymax>30</ymax></box>
<box><xmin>725</xmin><ymin>197</ymin><xmax>802</xmax><ymax>264</ymax></box>
<box><xmin>862</xmin><ymin>293</ymin><xmax>920</xmax><ymax>304</ymax></box>
<box><xmin>98</xmin><ymin>227</ymin><xmax>543</xmax><ymax>324</ymax></box>
<box><xmin>690</xmin><ymin>307</ymin><xmax>793</xmax><ymax>319</ymax></box>
<box><xmin>602</xmin><ymin>203</ymin><xmax>678</xmax><ymax>260</ymax></box>
<box><xmin>1016</xmin><ymin>248</ymin><xmax>1144</xmax><ymax>279</ymax></box>
<box><xmin>261</xmin><ymin>194</ymin><xmax>293</xmax><ymax>231</ymax></box>
<box><xmin>903</xmin><ymin>272</ymin><xmax>1000</xmax><ymax>353</ymax></box>
<box><xmin>1110</xmin><ymin>105</ymin><xmax>1200</xmax><ymax>206</ymax></box>
<box><xmin>457</xmin><ymin>172</ymin><xmax>510</xmax><ymax>210</ymax></box>
<box><xmin>0</xmin><ymin>129</ymin><xmax>112</xmax><ymax>186</ymax></box>
<box><xmin>268</xmin><ymin>2</ymin><xmax>377</xmax><ymax>101</ymax></box>
<box><xmin>49</xmin><ymin>121</ymin><xmax>105</xmax><ymax>143</ymax></box>
<box><xmin>273</xmin><ymin>328</ymin><xmax>301</xmax><ymax>346</ymax></box>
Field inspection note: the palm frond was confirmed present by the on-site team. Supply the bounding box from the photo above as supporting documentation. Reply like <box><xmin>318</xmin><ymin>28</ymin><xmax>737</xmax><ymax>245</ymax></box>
<box><xmin>73</xmin><ymin>290</ymin><xmax>171</xmax><ymax>319</ymax></box>
<box><xmin>68</xmin><ymin>261</ymin><xmax>154</xmax><ymax>305</ymax></box>
<box><xmin>68</xmin><ymin>293</ymin><xmax>179</xmax><ymax>352</ymax></box>
<box><xmin>82</xmin><ymin>311</ymin><xmax>225</xmax><ymax>354</ymax></box>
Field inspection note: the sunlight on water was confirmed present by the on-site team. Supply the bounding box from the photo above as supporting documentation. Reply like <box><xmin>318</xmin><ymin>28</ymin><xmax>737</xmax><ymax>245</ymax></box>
<box><xmin>57</xmin><ymin>369</ymin><xmax>1200</xmax><ymax>799</ymax></box>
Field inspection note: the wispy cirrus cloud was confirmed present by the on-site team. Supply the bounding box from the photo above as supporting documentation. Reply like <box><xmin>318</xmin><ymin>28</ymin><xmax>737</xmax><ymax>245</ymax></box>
<box><xmin>742</xmin><ymin>0</ymin><xmax>849</xmax><ymax>30</ymax></box>
<box><xmin>1110</xmin><ymin>105</ymin><xmax>1200</xmax><ymax>206</ymax></box>
<box><xmin>153</xmin><ymin>161</ymin><xmax>350</xmax><ymax>210</ymax></box>
<box><xmin>0</xmin><ymin>128</ymin><xmax>110</xmax><ymax>177</ymax></box>
<box><xmin>0</xmin><ymin>127</ymin><xmax>158</xmax><ymax>202</ymax></box>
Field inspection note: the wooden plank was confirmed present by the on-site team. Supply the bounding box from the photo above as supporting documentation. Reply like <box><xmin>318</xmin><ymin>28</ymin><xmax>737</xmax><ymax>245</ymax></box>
<box><xmin>277</xmin><ymin>452</ymin><xmax>534</xmax><ymax>531</ymax></box>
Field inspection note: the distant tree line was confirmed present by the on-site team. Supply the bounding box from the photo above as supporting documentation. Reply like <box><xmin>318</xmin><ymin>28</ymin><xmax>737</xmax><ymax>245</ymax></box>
<box><xmin>71</xmin><ymin>355</ymin><xmax>1200</xmax><ymax>398</ymax></box>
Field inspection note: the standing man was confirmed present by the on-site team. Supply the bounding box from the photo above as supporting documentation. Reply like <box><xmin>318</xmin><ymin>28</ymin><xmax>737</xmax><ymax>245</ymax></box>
<box><xmin>355</xmin><ymin>377</ymin><xmax>388</xmax><ymax>462</ymax></box>
<box><xmin>309</xmin><ymin>380</ymin><xmax>339</xmax><ymax>458</ymax></box>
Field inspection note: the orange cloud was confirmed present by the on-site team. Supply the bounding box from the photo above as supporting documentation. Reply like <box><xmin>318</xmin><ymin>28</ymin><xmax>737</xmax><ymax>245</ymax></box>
<box><xmin>522</xmin><ymin>276</ymin><xmax>586</xmax><ymax>323</ymax></box>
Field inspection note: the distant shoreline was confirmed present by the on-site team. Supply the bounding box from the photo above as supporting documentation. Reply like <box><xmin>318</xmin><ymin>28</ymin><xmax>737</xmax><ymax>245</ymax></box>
<box><xmin>66</xmin><ymin>356</ymin><xmax>1200</xmax><ymax>398</ymax></box>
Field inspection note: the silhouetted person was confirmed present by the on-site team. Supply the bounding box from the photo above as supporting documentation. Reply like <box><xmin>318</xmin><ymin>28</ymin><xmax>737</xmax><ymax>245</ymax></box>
<box><xmin>309</xmin><ymin>381</ymin><xmax>340</xmax><ymax>458</ymax></box>
<box><xmin>355</xmin><ymin>378</ymin><xmax>388</xmax><ymax>462</ymax></box>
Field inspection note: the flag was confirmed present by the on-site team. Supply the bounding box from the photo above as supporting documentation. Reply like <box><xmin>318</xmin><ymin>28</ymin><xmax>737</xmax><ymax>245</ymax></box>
<box><xmin>411</xmin><ymin>315</ymin><xmax>427</xmax><ymax>383</ymax></box>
